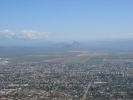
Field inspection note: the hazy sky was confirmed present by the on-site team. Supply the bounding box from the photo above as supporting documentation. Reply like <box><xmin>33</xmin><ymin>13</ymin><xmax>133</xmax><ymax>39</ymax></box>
<box><xmin>0</xmin><ymin>0</ymin><xmax>133</xmax><ymax>41</ymax></box>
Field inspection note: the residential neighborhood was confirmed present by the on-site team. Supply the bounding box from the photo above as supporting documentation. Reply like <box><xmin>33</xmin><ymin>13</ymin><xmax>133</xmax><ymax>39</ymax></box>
<box><xmin>0</xmin><ymin>61</ymin><xmax>133</xmax><ymax>100</ymax></box>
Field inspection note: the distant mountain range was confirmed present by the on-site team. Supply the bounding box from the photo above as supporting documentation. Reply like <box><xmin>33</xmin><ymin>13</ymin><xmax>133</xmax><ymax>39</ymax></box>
<box><xmin>71</xmin><ymin>41</ymin><xmax>84</xmax><ymax>46</ymax></box>
<box><xmin>0</xmin><ymin>38</ymin><xmax>133</xmax><ymax>51</ymax></box>
<box><xmin>51</xmin><ymin>41</ymin><xmax>84</xmax><ymax>48</ymax></box>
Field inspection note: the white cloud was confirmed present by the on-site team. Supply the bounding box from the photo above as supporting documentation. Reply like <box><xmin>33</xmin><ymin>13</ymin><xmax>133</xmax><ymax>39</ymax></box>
<box><xmin>0</xmin><ymin>30</ymin><xmax>14</xmax><ymax>38</ymax></box>
<box><xmin>18</xmin><ymin>30</ymin><xmax>51</xmax><ymax>39</ymax></box>
<box><xmin>103</xmin><ymin>34</ymin><xmax>115</xmax><ymax>39</ymax></box>
<box><xmin>0</xmin><ymin>30</ymin><xmax>51</xmax><ymax>39</ymax></box>
<box><xmin>102</xmin><ymin>33</ymin><xmax>133</xmax><ymax>39</ymax></box>
<box><xmin>124</xmin><ymin>33</ymin><xmax>133</xmax><ymax>38</ymax></box>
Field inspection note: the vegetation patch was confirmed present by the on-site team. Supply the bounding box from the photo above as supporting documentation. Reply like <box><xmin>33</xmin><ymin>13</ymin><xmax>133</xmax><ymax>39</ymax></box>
<box><xmin>106</xmin><ymin>55</ymin><xmax>119</xmax><ymax>59</ymax></box>
<box><xmin>11</xmin><ymin>55</ymin><xmax>63</xmax><ymax>63</ymax></box>
<box><xmin>90</xmin><ymin>56</ymin><xmax>104</xmax><ymax>59</ymax></box>
<box><xmin>107</xmin><ymin>52</ymin><xmax>118</xmax><ymax>55</ymax></box>
<box><xmin>66</xmin><ymin>58</ymin><xmax>87</xmax><ymax>63</ymax></box>
<box><xmin>120</xmin><ymin>54</ymin><xmax>133</xmax><ymax>59</ymax></box>
<box><xmin>14</xmin><ymin>91</ymin><xmax>36</xmax><ymax>96</ymax></box>
<box><xmin>85</xmin><ymin>59</ymin><xmax>103</xmax><ymax>64</ymax></box>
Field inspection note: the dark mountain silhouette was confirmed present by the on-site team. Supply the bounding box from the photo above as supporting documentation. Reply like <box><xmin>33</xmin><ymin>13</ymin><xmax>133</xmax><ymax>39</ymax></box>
<box><xmin>71</xmin><ymin>41</ymin><xmax>84</xmax><ymax>46</ymax></box>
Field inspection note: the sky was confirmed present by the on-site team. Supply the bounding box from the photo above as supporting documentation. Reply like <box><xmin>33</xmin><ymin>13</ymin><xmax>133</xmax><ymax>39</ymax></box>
<box><xmin>0</xmin><ymin>0</ymin><xmax>133</xmax><ymax>41</ymax></box>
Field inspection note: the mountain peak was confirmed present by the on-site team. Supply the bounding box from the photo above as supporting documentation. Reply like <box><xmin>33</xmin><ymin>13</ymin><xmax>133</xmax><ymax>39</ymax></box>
<box><xmin>71</xmin><ymin>41</ymin><xmax>84</xmax><ymax>46</ymax></box>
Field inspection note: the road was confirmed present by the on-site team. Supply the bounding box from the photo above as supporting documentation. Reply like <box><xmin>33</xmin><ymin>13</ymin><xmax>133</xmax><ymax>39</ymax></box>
<box><xmin>82</xmin><ymin>80</ymin><xmax>92</xmax><ymax>100</ymax></box>
<box><xmin>84</xmin><ymin>52</ymin><xmax>96</xmax><ymax>62</ymax></box>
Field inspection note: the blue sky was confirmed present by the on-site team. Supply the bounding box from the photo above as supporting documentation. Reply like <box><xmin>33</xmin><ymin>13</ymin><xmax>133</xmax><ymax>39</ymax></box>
<box><xmin>0</xmin><ymin>0</ymin><xmax>133</xmax><ymax>41</ymax></box>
